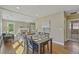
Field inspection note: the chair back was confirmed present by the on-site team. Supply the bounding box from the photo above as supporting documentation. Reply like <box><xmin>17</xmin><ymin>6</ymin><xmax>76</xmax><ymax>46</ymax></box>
<box><xmin>27</xmin><ymin>35</ymin><xmax>33</xmax><ymax>48</ymax></box>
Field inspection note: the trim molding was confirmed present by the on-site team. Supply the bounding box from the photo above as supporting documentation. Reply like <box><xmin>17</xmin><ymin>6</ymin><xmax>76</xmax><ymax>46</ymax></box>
<box><xmin>53</xmin><ymin>41</ymin><xmax>64</xmax><ymax>46</ymax></box>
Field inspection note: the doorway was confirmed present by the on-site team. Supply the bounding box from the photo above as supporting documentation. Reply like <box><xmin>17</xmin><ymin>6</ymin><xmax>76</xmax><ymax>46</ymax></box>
<box><xmin>67</xmin><ymin>20</ymin><xmax>79</xmax><ymax>42</ymax></box>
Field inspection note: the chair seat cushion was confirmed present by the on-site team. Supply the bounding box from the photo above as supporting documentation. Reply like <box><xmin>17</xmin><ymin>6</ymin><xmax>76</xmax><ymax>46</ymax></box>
<box><xmin>33</xmin><ymin>42</ymin><xmax>38</xmax><ymax>49</ymax></box>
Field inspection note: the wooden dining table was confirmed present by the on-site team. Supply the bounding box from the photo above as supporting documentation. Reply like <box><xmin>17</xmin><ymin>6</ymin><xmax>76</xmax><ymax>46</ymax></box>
<box><xmin>32</xmin><ymin>38</ymin><xmax>52</xmax><ymax>54</ymax></box>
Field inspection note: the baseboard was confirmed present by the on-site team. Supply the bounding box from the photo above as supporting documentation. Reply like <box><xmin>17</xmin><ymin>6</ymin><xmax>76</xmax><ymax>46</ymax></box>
<box><xmin>53</xmin><ymin>41</ymin><xmax>64</xmax><ymax>46</ymax></box>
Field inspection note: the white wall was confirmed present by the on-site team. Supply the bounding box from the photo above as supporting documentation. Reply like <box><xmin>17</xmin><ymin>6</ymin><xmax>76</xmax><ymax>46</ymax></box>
<box><xmin>50</xmin><ymin>12</ymin><xmax>65</xmax><ymax>45</ymax></box>
<box><xmin>35</xmin><ymin>17</ymin><xmax>50</xmax><ymax>32</ymax></box>
<box><xmin>0</xmin><ymin>10</ymin><xmax>2</xmax><ymax>35</ymax></box>
<box><xmin>36</xmin><ymin>11</ymin><xmax>65</xmax><ymax>45</ymax></box>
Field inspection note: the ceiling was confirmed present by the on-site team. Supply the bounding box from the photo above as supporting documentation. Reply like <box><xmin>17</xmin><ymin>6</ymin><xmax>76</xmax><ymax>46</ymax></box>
<box><xmin>0</xmin><ymin>5</ymin><xmax>79</xmax><ymax>18</ymax></box>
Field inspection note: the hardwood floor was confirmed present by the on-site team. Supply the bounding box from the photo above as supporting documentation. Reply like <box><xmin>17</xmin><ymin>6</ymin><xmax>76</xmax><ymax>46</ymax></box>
<box><xmin>0</xmin><ymin>40</ymin><xmax>24</xmax><ymax>54</ymax></box>
<box><xmin>52</xmin><ymin>43</ymin><xmax>69</xmax><ymax>54</ymax></box>
<box><xmin>44</xmin><ymin>40</ymin><xmax>79</xmax><ymax>54</ymax></box>
<box><xmin>64</xmin><ymin>40</ymin><xmax>79</xmax><ymax>54</ymax></box>
<box><xmin>0</xmin><ymin>40</ymin><xmax>79</xmax><ymax>54</ymax></box>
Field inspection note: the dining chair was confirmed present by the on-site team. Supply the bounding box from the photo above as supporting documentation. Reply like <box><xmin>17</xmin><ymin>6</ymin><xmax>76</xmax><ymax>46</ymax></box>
<box><xmin>26</xmin><ymin>35</ymin><xmax>38</xmax><ymax>54</ymax></box>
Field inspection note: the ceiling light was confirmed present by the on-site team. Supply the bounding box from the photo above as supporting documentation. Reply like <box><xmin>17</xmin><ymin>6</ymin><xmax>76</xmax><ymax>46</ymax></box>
<box><xmin>16</xmin><ymin>6</ymin><xmax>20</xmax><ymax>9</ymax></box>
<box><xmin>35</xmin><ymin>14</ymin><xmax>39</xmax><ymax>17</ymax></box>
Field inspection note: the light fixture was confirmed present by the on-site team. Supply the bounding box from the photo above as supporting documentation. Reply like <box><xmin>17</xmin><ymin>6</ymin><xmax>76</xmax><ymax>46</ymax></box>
<box><xmin>16</xmin><ymin>6</ymin><xmax>20</xmax><ymax>9</ymax></box>
<box><xmin>35</xmin><ymin>14</ymin><xmax>39</xmax><ymax>17</ymax></box>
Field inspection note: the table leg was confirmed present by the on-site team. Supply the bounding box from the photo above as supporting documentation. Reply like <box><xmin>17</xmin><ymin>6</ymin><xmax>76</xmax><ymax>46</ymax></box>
<box><xmin>47</xmin><ymin>42</ymin><xmax>49</xmax><ymax>53</ymax></box>
<box><xmin>50</xmin><ymin>39</ymin><xmax>52</xmax><ymax>54</ymax></box>
<box><xmin>43</xmin><ymin>44</ymin><xmax>45</xmax><ymax>54</ymax></box>
<box><xmin>33</xmin><ymin>47</ymin><xmax>34</xmax><ymax>54</ymax></box>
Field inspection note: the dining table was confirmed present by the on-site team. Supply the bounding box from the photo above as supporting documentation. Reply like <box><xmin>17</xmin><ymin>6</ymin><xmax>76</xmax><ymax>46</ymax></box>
<box><xmin>32</xmin><ymin>37</ymin><xmax>52</xmax><ymax>54</ymax></box>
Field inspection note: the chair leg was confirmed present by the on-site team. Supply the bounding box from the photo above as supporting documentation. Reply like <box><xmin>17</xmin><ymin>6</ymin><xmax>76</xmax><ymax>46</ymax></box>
<box><xmin>33</xmin><ymin>48</ymin><xmax>34</xmax><ymax>54</ymax></box>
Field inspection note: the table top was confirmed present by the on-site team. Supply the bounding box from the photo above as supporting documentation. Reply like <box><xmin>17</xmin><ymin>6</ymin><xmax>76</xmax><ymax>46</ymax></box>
<box><xmin>33</xmin><ymin>38</ymin><xmax>50</xmax><ymax>44</ymax></box>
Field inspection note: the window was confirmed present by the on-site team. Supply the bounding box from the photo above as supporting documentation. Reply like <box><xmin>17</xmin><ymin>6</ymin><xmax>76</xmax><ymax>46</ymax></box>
<box><xmin>73</xmin><ymin>22</ymin><xmax>79</xmax><ymax>29</ymax></box>
<box><xmin>7</xmin><ymin>22</ymin><xmax>15</xmax><ymax>34</ymax></box>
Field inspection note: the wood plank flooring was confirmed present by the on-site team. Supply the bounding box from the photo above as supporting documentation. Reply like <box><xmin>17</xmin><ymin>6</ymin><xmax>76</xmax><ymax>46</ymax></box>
<box><xmin>0</xmin><ymin>40</ymin><xmax>79</xmax><ymax>54</ymax></box>
<box><xmin>64</xmin><ymin>40</ymin><xmax>79</xmax><ymax>54</ymax></box>
<box><xmin>52</xmin><ymin>40</ymin><xmax>79</xmax><ymax>54</ymax></box>
<box><xmin>52</xmin><ymin>43</ymin><xmax>69</xmax><ymax>54</ymax></box>
<box><xmin>43</xmin><ymin>40</ymin><xmax>79</xmax><ymax>54</ymax></box>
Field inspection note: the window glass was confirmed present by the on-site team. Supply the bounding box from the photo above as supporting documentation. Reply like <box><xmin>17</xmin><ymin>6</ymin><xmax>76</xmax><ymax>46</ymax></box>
<box><xmin>73</xmin><ymin>22</ymin><xmax>79</xmax><ymax>29</ymax></box>
<box><xmin>7</xmin><ymin>22</ymin><xmax>14</xmax><ymax>33</ymax></box>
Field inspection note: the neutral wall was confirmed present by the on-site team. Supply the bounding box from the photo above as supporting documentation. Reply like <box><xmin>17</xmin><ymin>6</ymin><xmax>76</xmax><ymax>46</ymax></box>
<box><xmin>0</xmin><ymin>10</ymin><xmax>2</xmax><ymax>35</ymax></box>
<box><xmin>36</xmin><ymin>11</ymin><xmax>65</xmax><ymax>45</ymax></box>
<box><xmin>50</xmin><ymin>12</ymin><xmax>65</xmax><ymax>45</ymax></box>
<box><xmin>35</xmin><ymin>16</ymin><xmax>50</xmax><ymax>32</ymax></box>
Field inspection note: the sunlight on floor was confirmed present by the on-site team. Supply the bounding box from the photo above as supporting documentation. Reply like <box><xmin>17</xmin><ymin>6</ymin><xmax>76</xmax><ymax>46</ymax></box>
<box><xmin>12</xmin><ymin>40</ymin><xmax>24</xmax><ymax>54</ymax></box>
